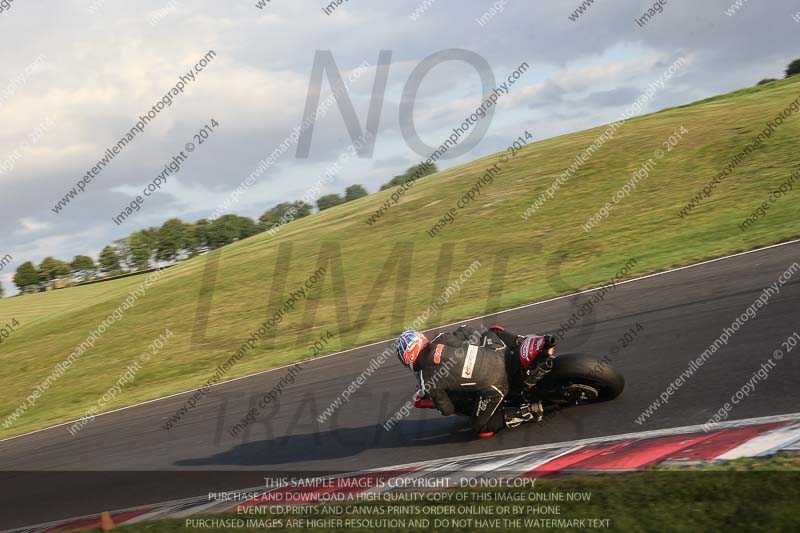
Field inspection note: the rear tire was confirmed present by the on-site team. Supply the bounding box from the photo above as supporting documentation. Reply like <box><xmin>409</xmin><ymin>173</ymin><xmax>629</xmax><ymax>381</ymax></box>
<box><xmin>535</xmin><ymin>352</ymin><xmax>624</xmax><ymax>405</ymax></box>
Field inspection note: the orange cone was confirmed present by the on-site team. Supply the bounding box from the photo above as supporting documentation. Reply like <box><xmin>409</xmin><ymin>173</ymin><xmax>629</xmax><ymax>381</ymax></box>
<box><xmin>100</xmin><ymin>511</ymin><xmax>116</xmax><ymax>531</ymax></box>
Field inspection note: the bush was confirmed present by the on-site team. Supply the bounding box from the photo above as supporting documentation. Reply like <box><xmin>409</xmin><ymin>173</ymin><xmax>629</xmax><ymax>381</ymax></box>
<box><xmin>13</xmin><ymin>262</ymin><xmax>41</xmax><ymax>293</ymax></box>
<box><xmin>344</xmin><ymin>184</ymin><xmax>368</xmax><ymax>202</ymax></box>
<box><xmin>380</xmin><ymin>163</ymin><xmax>438</xmax><ymax>191</ymax></box>
<box><xmin>786</xmin><ymin>59</ymin><xmax>800</xmax><ymax>78</ymax></box>
<box><xmin>316</xmin><ymin>194</ymin><xmax>345</xmax><ymax>211</ymax></box>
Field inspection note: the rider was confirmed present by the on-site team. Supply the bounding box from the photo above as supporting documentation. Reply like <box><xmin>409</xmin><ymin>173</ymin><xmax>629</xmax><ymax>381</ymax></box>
<box><xmin>395</xmin><ymin>324</ymin><xmax>556</xmax><ymax>437</ymax></box>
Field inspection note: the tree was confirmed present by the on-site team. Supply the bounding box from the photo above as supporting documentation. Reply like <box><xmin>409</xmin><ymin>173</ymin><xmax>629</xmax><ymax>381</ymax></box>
<box><xmin>156</xmin><ymin>218</ymin><xmax>188</xmax><ymax>261</ymax></box>
<box><xmin>184</xmin><ymin>223</ymin><xmax>200</xmax><ymax>257</ymax></box>
<box><xmin>0</xmin><ymin>281</ymin><xmax>4</xmax><ymax>298</ymax></box>
<box><xmin>259</xmin><ymin>204</ymin><xmax>285</xmax><ymax>227</ymax></box>
<box><xmin>113</xmin><ymin>238</ymin><xmax>133</xmax><ymax>272</ymax></box>
<box><xmin>294</xmin><ymin>201</ymin><xmax>313</xmax><ymax>219</ymax></box>
<box><xmin>187</xmin><ymin>219</ymin><xmax>211</xmax><ymax>256</ymax></box>
<box><xmin>316</xmin><ymin>194</ymin><xmax>344</xmax><ymax>211</ymax></box>
<box><xmin>13</xmin><ymin>262</ymin><xmax>40</xmax><ymax>293</ymax></box>
<box><xmin>128</xmin><ymin>233</ymin><xmax>152</xmax><ymax>270</ymax></box>
<box><xmin>757</xmin><ymin>78</ymin><xmax>778</xmax><ymax>86</ymax></box>
<box><xmin>208</xmin><ymin>215</ymin><xmax>239</xmax><ymax>249</ymax></box>
<box><xmin>786</xmin><ymin>59</ymin><xmax>800</xmax><ymax>78</ymax></box>
<box><xmin>238</xmin><ymin>217</ymin><xmax>259</xmax><ymax>239</ymax></box>
<box><xmin>258</xmin><ymin>202</ymin><xmax>312</xmax><ymax>231</ymax></box>
<box><xmin>70</xmin><ymin>255</ymin><xmax>96</xmax><ymax>281</ymax></box>
<box><xmin>344</xmin><ymin>184</ymin><xmax>368</xmax><ymax>202</ymax></box>
<box><xmin>207</xmin><ymin>215</ymin><xmax>257</xmax><ymax>248</ymax></box>
<box><xmin>258</xmin><ymin>211</ymin><xmax>277</xmax><ymax>230</ymax></box>
<box><xmin>39</xmin><ymin>257</ymin><xmax>71</xmax><ymax>282</ymax></box>
<box><xmin>380</xmin><ymin>163</ymin><xmax>438</xmax><ymax>190</ymax></box>
<box><xmin>138</xmin><ymin>227</ymin><xmax>161</xmax><ymax>264</ymax></box>
<box><xmin>99</xmin><ymin>246</ymin><xmax>121</xmax><ymax>275</ymax></box>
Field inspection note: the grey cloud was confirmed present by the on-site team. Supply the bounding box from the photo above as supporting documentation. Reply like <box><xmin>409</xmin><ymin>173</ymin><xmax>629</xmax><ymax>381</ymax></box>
<box><xmin>1</xmin><ymin>0</ymin><xmax>798</xmax><ymax>295</ymax></box>
<box><xmin>578</xmin><ymin>87</ymin><xmax>644</xmax><ymax>108</ymax></box>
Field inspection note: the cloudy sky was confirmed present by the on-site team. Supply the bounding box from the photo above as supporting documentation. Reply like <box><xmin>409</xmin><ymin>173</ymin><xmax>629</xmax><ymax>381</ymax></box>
<box><xmin>0</xmin><ymin>0</ymin><xmax>798</xmax><ymax>294</ymax></box>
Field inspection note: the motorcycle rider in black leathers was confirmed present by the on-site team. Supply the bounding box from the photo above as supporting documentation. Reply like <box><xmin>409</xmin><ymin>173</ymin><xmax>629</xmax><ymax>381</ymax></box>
<box><xmin>395</xmin><ymin>325</ymin><xmax>556</xmax><ymax>436</ymax></box>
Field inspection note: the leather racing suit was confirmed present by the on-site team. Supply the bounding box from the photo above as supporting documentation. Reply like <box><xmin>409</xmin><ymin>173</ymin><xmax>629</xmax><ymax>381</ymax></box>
<box><xmin>413</xmin><ymin>325</ymin><xmax>511</xmax><ymax>434</ymax></box>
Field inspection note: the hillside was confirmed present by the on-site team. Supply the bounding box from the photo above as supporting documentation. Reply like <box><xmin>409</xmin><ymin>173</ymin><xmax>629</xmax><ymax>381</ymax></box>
<box><xmin>2</xmin><ymin>76</ymin><xmax>799</xmax><ymax>439</ymax></box>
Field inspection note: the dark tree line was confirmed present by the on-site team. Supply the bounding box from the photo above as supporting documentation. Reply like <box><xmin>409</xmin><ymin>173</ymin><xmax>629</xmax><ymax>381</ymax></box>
<box><xmin>7</xmin><ymin>164</ymin><xmax>443</xmax><ymax>295</ymax></box>
<box><xmin>787</xmin><ymin>59</ymin><xmax>800</xmax><ymax>78</ymax></box>
<box><xmin>380</xmin><ymin>164</ymin><xmax>438</xmax><ymax>191</ymax></box>
<box><xmin>10</xmin><ymin>180</ymin><xmax>385</xmax><ymax>295</ymax></box>
<box><xmin>757</xmin><ymin>58</ymin><xmax>800</xmax><ymax>85</ymax></box>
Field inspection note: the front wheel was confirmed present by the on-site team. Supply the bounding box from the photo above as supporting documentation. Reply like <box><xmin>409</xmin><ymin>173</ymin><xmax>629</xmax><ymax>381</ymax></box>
<box><xmin>534</xmin><ymin>353</ymin><xmax>624</xmax><ymax>405</ymax></box>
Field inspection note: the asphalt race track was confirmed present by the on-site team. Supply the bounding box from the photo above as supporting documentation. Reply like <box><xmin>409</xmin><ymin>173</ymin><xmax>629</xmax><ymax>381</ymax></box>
<box><xmin>1</xmin><ymin>241</ymin><xmax>799</xmax><ymax>529</ymax></box>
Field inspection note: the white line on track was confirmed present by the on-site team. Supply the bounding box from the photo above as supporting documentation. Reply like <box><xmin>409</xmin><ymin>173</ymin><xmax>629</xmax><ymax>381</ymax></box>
<box><xmin>1</xmin><ymin>237</ymin><xmax>799</xmax><ymax>445</ymax></box>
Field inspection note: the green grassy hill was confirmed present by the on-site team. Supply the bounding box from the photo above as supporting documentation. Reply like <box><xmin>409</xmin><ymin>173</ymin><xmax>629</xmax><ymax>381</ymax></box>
<box><xmin>2</xmin><ymin>77</ymin><xmax>799</xmax><ymax>438</ymax></box>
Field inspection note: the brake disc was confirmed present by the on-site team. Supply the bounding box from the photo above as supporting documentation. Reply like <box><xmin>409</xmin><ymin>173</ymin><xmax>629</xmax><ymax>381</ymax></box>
<box><xmin>560</xmin><ymin>383</ymin><xmax>599</xmax><ymax>403</ymax></box>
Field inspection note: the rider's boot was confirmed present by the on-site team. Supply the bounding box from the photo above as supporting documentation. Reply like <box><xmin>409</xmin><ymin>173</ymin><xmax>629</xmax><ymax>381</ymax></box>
<box><xmin>503</xmin><ymin>401</ymin><xmax>544</xmax><ymax>428</ymax></box>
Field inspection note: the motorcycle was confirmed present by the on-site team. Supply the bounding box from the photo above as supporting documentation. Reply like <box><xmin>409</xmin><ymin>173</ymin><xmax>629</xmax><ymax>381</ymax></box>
<box><xmin>414</xmin><ymin>338</ymin><xmax>625</xmax><ymax>425</ymax></box>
